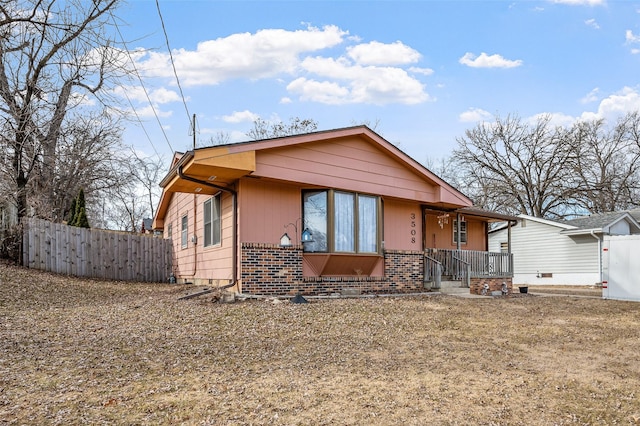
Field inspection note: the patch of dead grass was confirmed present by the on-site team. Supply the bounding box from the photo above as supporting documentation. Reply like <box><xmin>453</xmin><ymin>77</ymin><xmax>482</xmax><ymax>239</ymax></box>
<box><xmin>1</xmin><ymin>264</ymin><xmax>640</xmax><ymax>425</ymax></box>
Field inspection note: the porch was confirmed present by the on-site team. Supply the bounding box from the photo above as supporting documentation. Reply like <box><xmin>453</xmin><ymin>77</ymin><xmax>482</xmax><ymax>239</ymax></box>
<box><xmin>424</xmin><ymin>248</ymin><xmax>513</xmax><ymax>294</ymax></box>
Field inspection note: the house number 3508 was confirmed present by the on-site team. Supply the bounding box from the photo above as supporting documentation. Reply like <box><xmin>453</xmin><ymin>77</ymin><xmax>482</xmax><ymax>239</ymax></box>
<box><xmin>410</xmin><ymin>213</ymin><xmax>417</xmax><ymax>244</ymax></box>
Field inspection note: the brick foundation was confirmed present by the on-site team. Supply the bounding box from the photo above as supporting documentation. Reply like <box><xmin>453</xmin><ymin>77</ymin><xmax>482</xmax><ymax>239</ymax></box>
<box><xmin>240</xmin><ymin>244</ymin><xmax>427</xmax><ymax>296</ymax></box>
<box><xmin>470</xmin><ymin>277</ymin><xmax>513</xmax><ymax>295</ymax></box>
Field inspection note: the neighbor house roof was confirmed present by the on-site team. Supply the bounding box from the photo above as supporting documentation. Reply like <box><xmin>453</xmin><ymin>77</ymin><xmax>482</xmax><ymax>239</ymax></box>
<box><xmin>560</xmin><ymin>210</ymin><xmax>640</xmax><ymax>236</ymax></box>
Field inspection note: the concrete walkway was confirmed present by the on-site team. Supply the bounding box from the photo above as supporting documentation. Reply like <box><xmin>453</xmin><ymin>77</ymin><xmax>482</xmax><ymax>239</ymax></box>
<box><xmin>439</xmin><ymin>286</ymin><xmax>602</xmax><ymax>299</ymax></box>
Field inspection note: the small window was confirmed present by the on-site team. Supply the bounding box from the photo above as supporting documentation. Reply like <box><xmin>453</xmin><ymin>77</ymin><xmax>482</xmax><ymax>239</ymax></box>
<box><xmin>181</xmin><ymin>215</ymin><xmax>188</xmax><ymax>248</ymax></box>
<box><xmin>500</xmin><ymin>242</ymin><xmax>508</xmax><ymax>253</ymax></box>
<box><xmin>453</xmin><ymin>219</ymin><xmax>467</xmax><ymax>244</ymax></box>
<box><xmin>204</xmin><ymin>194</ymin><xmax>221</xmax><ymax>247</ymax></box>
<box><xmin>167</xmin><ymin>222</ymin><xmax>172</xmax><ymax>239</ymax></box>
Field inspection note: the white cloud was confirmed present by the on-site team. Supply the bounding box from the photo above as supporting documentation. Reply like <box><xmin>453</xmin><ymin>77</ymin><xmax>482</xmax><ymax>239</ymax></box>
<box><xmin>133</xmin><ymin>104</ymin><xmax>173</xmax><ymax>119</ymax></box>
<box><xmin>459</xmin><ymin>52</ymin><xmax>523</xmax><ymax>68</ymax></box>
<box><xmin>221</xmin><ymin>110</ymin><xmax>259</xmax><ymax>123</ymax></box>
<box><xmin>136</xmin><ymin>25</ymin><xmax>348</xmax><ymax>86</ymax></box>
<box><xmin>409</xmin><ymin>66</ymin><xmax>434</xmax><ymax>76</ymax></box>
<box><xmin>585</xmin><ymin>19</ymin><xmax>600</xmax><ymax>29</ymax></box>
<box><xmin>626</xmin><ymin>30</ymin><xmax>640</xmax><ymax>44</ymax></box>
<box><xmin>580</xmin><ymin>86</ymin><xmax>640</xmax><ymax>121</ymax></box>
<box><xmin>527</xmin><ymin>112</ymin><xmax>576</xmax><ymax>128</ymax></box>
<box><xmin>133</xmin><ymin>24</ymin><xmax>431</xmax><ymax>106</ymax></box>
<box><xmin>550</xmin><ymin>0</ymin><xmax>605</xmax><ymax>5</ymax></box>
<box><xmin>112</xmin><ymin>85</ymin><xmax>181</xmax><ymax>105</ymax></box>
<box><xmin>529</xmin><ymin>87</ymin><xmax>640</xmax><ymax>129</ymax></box>
<box><xmin>580</xmin><ymin>87</ymin><xmax>600</xmax><ymax>104</ymax></box>
<box><xmin>632</xmin><ymin>48</ymin><xmax>640</xmax><ymax>55</ymax></box>
<box><xmin>291</xmin><ymin>56</ymin><xmax>430</xmax><ymax>105</ymax></box>
<box><xmin>346</xmin><ymin>41</ymin><xmax>421</xmax><ymax>66</ymax></box>
<box><xmin>459</xmin><ymin>108</ymin><xmax>493</xmax><ymax>123</ymax></box>
<box><xmin>287</xmin><ymin>78</ymin><xmax>351</xmax><ymax>104</ymax></box>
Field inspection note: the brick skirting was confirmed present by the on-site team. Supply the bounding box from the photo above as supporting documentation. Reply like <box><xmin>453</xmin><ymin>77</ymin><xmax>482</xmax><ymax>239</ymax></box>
<box><xmin>470</xmin><ymin>277</ymin><xmax>513</xmax><ymax>295</ymax></box>
<box><xmin>240</xmin><ymin>243</ymin><xmax>426</xmax><ymax>296</ymax></box>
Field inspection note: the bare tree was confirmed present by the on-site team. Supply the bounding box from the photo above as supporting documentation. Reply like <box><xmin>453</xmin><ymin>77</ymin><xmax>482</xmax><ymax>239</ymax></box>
<box><xmin>568</xmin><ymin>112</ymin><xmax>640</xmax><ymax>213</ymax></box>
<box><xmin>0</xmin><ymin>0</ymin><xmax>122</xmax><ymax>223</ymax></box>
<box><xmin>200</xmin><ymin>130</ymin><xmax>231</xmax><ymax>147</ymax></box>
<box><xmin>246</xmin><ymin>117</ymin><xmax>318</xmax><ymax>140</ymax></box>
<box><xmin>452</xmin><ymin>115</ymin><xmax>577</xmax><ymax>219</ymax></box>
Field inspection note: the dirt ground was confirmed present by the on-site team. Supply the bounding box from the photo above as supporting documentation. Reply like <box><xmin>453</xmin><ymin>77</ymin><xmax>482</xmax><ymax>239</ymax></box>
<box><xmin>1</xmin><ymin>264</ymin><xmax>639</xmax><ymax>425</ymax></box>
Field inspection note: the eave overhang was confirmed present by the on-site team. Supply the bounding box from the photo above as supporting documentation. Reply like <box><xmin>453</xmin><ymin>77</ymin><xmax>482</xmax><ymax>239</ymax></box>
<box><xmin>153</xmin><ymin>148</ymin><xmax>256</xmax><ymax>229</ymax></box>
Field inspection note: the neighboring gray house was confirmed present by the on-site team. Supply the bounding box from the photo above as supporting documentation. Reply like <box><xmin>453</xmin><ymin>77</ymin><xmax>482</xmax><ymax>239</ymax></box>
<box><xmin>489</xmin><ymin>210</ymin><xmax>640</xmax><ymax>286</ymax></box>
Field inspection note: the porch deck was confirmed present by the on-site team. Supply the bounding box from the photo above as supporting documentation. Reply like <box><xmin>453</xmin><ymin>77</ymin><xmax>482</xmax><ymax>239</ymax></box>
<box><xmin>424</xmin><ymin>248</ymin><xmax>513</xmax><ymax>288</ymax></box>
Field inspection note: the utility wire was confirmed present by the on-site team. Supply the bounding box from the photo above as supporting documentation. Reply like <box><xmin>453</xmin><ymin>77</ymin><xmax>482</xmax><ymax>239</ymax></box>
<box><xmin>155</xmin><ymin>0</ymin><xmax>192</xmax><ymax>130</ymax></box>
<box><xmin>109</xmin><ymin>11</ymin><xmax>174</xmax><ymax>155</ymax></box>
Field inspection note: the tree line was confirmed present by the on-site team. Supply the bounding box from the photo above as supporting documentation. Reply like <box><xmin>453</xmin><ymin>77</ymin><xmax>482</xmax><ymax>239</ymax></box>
<box><xmin>442</xmin><ymin>113</ymin><xmax>640</xmax><ymax>219</ymax></box>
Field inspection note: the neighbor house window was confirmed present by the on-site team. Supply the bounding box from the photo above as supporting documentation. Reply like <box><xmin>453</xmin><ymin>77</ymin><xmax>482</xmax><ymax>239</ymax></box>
<box><xmin>203</xmin><ymin>194</ymin><xmax>221</xmax><ymax>247</ymax></box>
<box><xmin>303</xmin><ymin>189</ymin><xmax>380</xmax><ymax>253</ymax></box>
<box><xmin>453</xmin><ymin>219</ymin><xmax>467</xmax><ymax>244</ymax></box>
<box><xmin>181</xmin><ymin>215</ymin><xmax>188</xmax><ymax>248</ymax></box>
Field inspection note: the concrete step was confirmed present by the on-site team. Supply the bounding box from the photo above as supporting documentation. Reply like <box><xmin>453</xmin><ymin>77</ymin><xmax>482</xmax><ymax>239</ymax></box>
<box><xmin>438</xmin><ymin>280</ymin><xmax>463</xmax><ymax>289</ymax></box>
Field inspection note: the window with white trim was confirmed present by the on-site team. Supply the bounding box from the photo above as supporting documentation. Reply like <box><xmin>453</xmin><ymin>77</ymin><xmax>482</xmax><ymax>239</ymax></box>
<box><xmin>453</xmin><ymin>219</ymin><xmax>467</xmax><ymax>244</ymax></box>
<box><xmin>181</xmin><ymin>215</ymin><xmax>188</xmax><ymax>248</ymax></box>
<box><xmin>204</xmin><ymin>194</ymin><xmax>221</xmax><ymax>247</ymax></box>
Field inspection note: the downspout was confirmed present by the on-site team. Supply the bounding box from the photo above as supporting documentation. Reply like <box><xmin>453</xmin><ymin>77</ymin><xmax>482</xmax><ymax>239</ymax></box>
<box><xmin>178</xmin><ymin>165</ymin><xmax>238</xmax><ymax>289</ymax></box>
<box><xmin>190</xmin><ymin>193</ymin><xmax>197</xmax><ymax>276</ymax></box>
<box><xmin>508</xmin><ymin>220</ymin><xmax>514</xmax><ymax>276</ymax></box>
<box><xmin>590</xmin><ymin>230</ymin><xmax>602</xmax><ymax>284</ymax></box>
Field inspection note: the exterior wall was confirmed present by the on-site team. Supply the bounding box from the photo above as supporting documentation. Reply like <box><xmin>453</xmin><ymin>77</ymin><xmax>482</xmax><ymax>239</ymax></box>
<box><xmin>489</xmin><ymin>218</ymin><xmax>600</xmax><ymax>286</ymax></box>
<box><xmin>425</xmin><ymin>213</ymin><xmax>486</xmax><ymax>251</ymax></box>
<box><xmin>240</xmin><ymin>243</ymin><xmax>426</xmax><ymax>296</ymax></box>
<box><xmin>254</xmin><ymin>138</ymin><xmax>444</xmax><ymax>204</ymax></box>
<box><xmin>609</xmin><ymin>220</ymin><xmax>630</xmax><ymax>235</ymax></box>
<box><xmin>163</xmin><ymin>191</ymin><xmax>234</xmax><ymax>283</ymax></box>
<box><xmin>238</xmin><ymin>178</ymin><xmax>302</xmax><ymax>245</ymax></box>
<box><xmin>383</xmin><ymin>199</ymin><xmax>423</xmax><ymax>251</ymax></box>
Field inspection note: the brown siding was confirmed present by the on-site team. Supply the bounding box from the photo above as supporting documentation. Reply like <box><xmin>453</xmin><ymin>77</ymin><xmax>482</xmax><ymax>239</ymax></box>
<box><xmin>238</xmin><ymin>178</ymin><xmax>301</xmax><ymax>244</ymax></box>
<box><xmin>164</xmin><ymin>191</ymin><xmax>234</xmax><ymax>282</ymax></box>
<box><xmin>254</xmin><ymin>138</ymin><xmax>441</xmax><ymax>203</ymax></box>
<box><xmin>383</xmin><ymin>199</ymin><xmax>423</xmax><ymax>251</ymax></box>
<box><xmin>424</xmin><ymin>213</ymin><xmax>486</xmax><ymax>251</ymax></box>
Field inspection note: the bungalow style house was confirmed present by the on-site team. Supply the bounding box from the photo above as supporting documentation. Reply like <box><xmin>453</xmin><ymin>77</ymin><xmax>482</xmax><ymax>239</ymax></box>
<box><xmin>488</xmin><ymin>210</ymin><xmax>640</xmax><ymax>286</ymax></box>
<box><xmin>153</xmin><ymin>126</ymin><xmax>515</xmax><ymax>296</ymax></box>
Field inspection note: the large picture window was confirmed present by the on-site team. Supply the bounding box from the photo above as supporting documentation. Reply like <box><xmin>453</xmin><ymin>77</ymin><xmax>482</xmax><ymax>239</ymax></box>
<box><xmin>303</xmin><ymin>189</ymin><xmax>380</xmax><ymax>254</ymax></box>
<box><xmin>204</xmin><ymin>194</ymin><xmax>221</xmax><ymax>247</ymax></box>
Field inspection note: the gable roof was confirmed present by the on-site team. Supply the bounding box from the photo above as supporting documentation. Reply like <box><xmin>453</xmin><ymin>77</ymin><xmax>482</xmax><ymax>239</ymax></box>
<box><xmin>561</xmin><ymin>210</ymin><xmax>640</xmax><ymax>235</ymax></box>
<box><xmin>490</xmin><ymin>210</ymin><xmax>640</xmax><ymax>236</ymax></box>
<box><xmin>154</xmin><ymin>126</ymin><xmax>475</xmax><ymax>227</ymax></box>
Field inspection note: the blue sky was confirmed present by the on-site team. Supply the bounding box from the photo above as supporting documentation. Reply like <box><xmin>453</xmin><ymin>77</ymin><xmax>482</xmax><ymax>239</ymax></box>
<box><xmin>114</xmin><ymin>0</ymin><xmax>640</xmax><ymax>166</ymax></box>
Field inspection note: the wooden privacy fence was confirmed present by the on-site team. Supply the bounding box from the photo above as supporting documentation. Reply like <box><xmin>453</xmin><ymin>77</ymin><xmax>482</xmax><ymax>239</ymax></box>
<box><xmin>22</xmin><ymin>218</ymin><xmax>173</xmax><ymax>282</ymax></box>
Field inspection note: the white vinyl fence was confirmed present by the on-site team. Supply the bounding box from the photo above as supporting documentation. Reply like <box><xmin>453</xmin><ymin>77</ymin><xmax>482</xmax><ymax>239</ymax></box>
<box><xmin>22</xmin><ymin>218</ymin><xmax>172</xmax><ymax>282</ymax></box>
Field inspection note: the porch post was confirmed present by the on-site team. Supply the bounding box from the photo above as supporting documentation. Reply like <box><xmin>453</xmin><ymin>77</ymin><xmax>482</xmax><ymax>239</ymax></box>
<box><xmin>456</xmin><ymin>213</ymin><xmax>461</xmax><ymax>251</ymax></box>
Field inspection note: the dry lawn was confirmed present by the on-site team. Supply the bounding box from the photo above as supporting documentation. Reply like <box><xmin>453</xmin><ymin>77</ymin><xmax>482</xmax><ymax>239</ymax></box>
<box><xmin>1</xmin><ymin>264</ymin><xmax>639</xmax><ymax>425</ymax></box>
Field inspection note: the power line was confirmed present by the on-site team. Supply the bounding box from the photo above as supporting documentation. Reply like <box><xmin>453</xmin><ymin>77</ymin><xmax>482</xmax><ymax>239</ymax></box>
<box><xmin>109</xmin><ymin>11</ymin><xmax>174</xmax><ymax>156</ymax></box>
<box><xmin>155</xmin><ymin>0</ymin><xmax>192</xmax><ymax>130</ymax></box>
